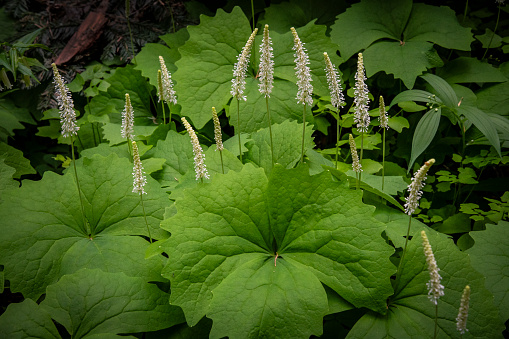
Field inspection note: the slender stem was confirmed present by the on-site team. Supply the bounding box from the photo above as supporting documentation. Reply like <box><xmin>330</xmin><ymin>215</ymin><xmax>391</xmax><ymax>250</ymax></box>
<box><xmin>251</xmin><ymin>0</ymin><xmax>256</xmax><ymax>64</ymax></box>
<box><xmin>237</xmin><ymin>99</ymin><xmax>242</xmax><ymax>162</ymax></box>
<box><xmin>356</xmin><ymin>171</ymin><xmax>360</xmax><ymax>190</ymax></box>
<box><xmin>433</xmin><ymin>303</ymin><xmax>439</xmax><ymax>339</ymax></box>
<box><xmin>382</xmin><ymin>128</ymin><xmax>386</xmax><ymax>192</ymax></box>
<box><xmin>359</xmin><ymin>131</ymin><xmax>364</xmax><ymax>183</ymax></box>
<box><xmin>168</xmin><ymin>104</ymin><xmax>172</xmax><ymax>124</ymax></box>
<box><xmin>482</xmin><ymin>4</ymin><xmax>501</xmax><ymax>60</ymax></box>
<box><xmin>70</xmin><ymin>135</ymin><xmax>90</xmax><ymax>236</ymax></box>
<box><xmin>76</xmin><ymin>134</ymin><xmax>84</xmax><ymax>150</ymax></box>
<box><xmin>169</xmin><ymin>1</ymin><xmax>176</xmax><ymax>33</ymax></box>
<box><xmin>127</xmin><ymin>138</ymin><xmax>133</xmax><ymax>162</ymax></box>
<box><xmin>219</xmin><ymin>150</ymin><xmax>224</xmax><ymax>174</ymax></box>
<box><xmin>139</xmin><ymin>193</ymin><xmax>152</xmax><ymax>243</ymax></box>
<box><xmin>335</xmin><ymin>108</ymin><xmax>340</xmax><ymax>169</ymax></box>
<box><xmin>394</xmin><ymin>215</ymin><xmax>412</xmax><ymax>293</ymax></box>
<box><xmin>301</xmin><ymin>104</ymin><xmax>306</xmax><ymax>164</ymax></box>
<box><xmin>462</xmin><ymin>0</ymin><xmax>469</xmax><ymax>25</ymax></box>
<box><xmin>161</xmin><ymin>102</ymin><xmax>166</xmax><ymax>125</ymax></box>
<box><xmin>266</xmin><ymin>96</ymin><xmax>274</xmax><ymax>168</ymax></box>
<box><xmin>126</xmin><ymin>0</ymin><xmax>136</xmax><ymax>64</ymax></box>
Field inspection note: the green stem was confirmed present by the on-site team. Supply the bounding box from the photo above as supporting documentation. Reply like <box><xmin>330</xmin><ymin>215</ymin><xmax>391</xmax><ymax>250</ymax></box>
<box><xmin>70</xmin><ymin>135</ymin><xmax>90</xmax><ymax>236</ymax></box>
<box><xmin>219</xmin><ymin>150</ymin><xmax>224</xmax><ymax>174</ymax></box>
<box><xmin>126</xmin><ymin>0</ymin><xmax>136</xmax><ymax>64</ymax></box>
<box><xmin>433</xmin><ymin>303</ymin><xmax>439</xmax><ymax>339</ymax></box>
<box><xmin>127</xmin><ymin>138</ymin><xmax>133</xmax><ymax>162</ymax></box>
<box><xmin>482</xmin><ymin>4</ymin><xmax>501</xmax><ymax>60</ymax></box>
<box><xmin>266</xmin><ymin>96</ymin><xmax>274</xmax><ymax>169</ymax></box>
<box><xmin>168</xmin><ymin>104</ymin><xmax>172</xmax><ymax>124</ymax></box>
<box><xmin>394</xmin><ymin>215</ymin><xmax>412</xmax><ymax>293</ymax></box>
<box><xmin>251</xmin><ymin>0</ymin><xmax>256</xmax><ymax>64</ymax></box>
<box><xmin>382</xmin><ymin>128</ymin><xmax>386</xmax><ymax>192</ymax></box>
<box><xmin>162</xmin><ymin>102</ymin><xmax>166</xmax><ymax>125</ymax></box>
<box><xmin>169</xmin><ymin>1</ymin><xmax>176</xmax><ymax>33</ymax></box>
<box><xmin>359</xmin><ymin>131</ymin><xmax>364</xmax><ymax>184</ymax></box>
<box><xmin>91</xmin><ymin>122</ymin><xmax>97</xmax><ymax>147</ymax></box>
<box><xmin>335</xmin><ymin>108</ymin><xmax>340</xmax><ymax>169</ymax></box>
<box><xmin>462</xmin><ymin>0</ymin><xmax>469</xmax><ymax>24</ymax></box>
<box><xmin>139</xmin><ymin>193</ymin><xmax>152</xmax><ymax>243</ymax></box>
<box><xmin>237</xmin><ymin>99</ymin><xmax>242</xmax><ymax>162</ymax></box>
<box><xmin>301</xmin><ymin>104</ymin><xmax>306</xmax><ymax>164</ymax></box>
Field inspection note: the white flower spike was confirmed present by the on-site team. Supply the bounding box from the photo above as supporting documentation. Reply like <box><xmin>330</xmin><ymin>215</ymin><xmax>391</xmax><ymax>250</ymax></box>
<box><xmin>52</xmin><ymin>63</ymin><xmax>79</xmax><ymax>138</ymax></box>
<box><xmin>353</xmin><ymin>53</ymin><xmax>370</xmax><ymax>132</ymax></box>
<box><xmin>349</xmin><ymin>134</ymin><xmax>362</xmax><ymax>173</ymax></box>
<box><xmin>421</xmin><ymin>231</ymin><xmax>445</xmax><ymax>305</ymax></box>
<box><xmin>456</xmin><ymin>285</ymin><xmax>471</xmax><ymax>335</ymax></box>
<box><xmin>259</xmin><ymin>24</ymin><xmax>274</xmax><ymax>97</ymax></box>
<box><xmin>159</xmin><ymin>56</ymin><xmax>177</xmax><ymax>105</ymax></box>
<box><xmin>132</xmin><ymin>141</ymin><xmax>147</xmax><ymax>195</ymax></box>
<box><xmin>231</xmin><ymin>29</ymin><xmax>258</xmax><ymax>101</ymax></box>
<box><xmin>324</xmin><ymin>52</ymin><xmax>345</xmax><ymax>110</ymax></box>
<box><xmin>291</xmin><ymin>27</ymin><xmax>313</xmax><ymax>106</ymax></box>
<box><xmin>404</xmin><ymin>159</ymin><xmax>435</xmax><ymax>215</ymax></box>
<box><xmin>379</xmin><ymin>95</ymin><xmax>389</xmax><ymax>130</ymax></box>
<box><xmin>212</xmin><ymin>107</ymin><xmax>223</xmax><ymax>152</ymax></box>
<box><xmin>182</xmin><ymin>117</ymin><xmax>210</xmax><ymax>180</ymax></box>
<box><xmin>121</xmin><ymin>93</ymin><xmax>135</xmax><ymax>140</ymax></box>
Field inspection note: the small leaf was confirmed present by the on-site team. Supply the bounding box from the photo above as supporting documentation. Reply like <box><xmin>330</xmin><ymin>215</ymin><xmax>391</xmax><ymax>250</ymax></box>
<box><xmin>0</xmin><ymin>141</ymin><xmax>36</xmax><ymax>178</ymax></box>
<box><xmin>458</xmin><ymin>106</ymin><xmax>502</xmax><ymax>157</ymax></box>
<box><xmin>388</xmin><ymin>116</ymin><xmax>410</xmax><ymax>132</ymax></box>
<box><xmin>408</xmin><ymin>107</ymin><xmax>441</xmax><ymax>171</ymax></box>
<box><xmin>475</xmin><ymin>28</ymin><xmax>503</xmax><ymax>49</ymax></box>
<box><xmin>421</xmin><ymin>73</ymin><xmax>458</xmax><ymax>108</ymax></box>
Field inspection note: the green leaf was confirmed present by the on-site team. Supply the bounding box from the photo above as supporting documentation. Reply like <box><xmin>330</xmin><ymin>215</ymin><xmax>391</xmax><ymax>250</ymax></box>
<box><xmin>437</xmin><ymin>57</ymin><xmax>508</xmax><ymax>84</ymax></box>
<box><xmin>457</xmin><ymin>167</ymin><xmax>479</xmax><ymax>184</ymax></box>
<box><xmin>0</xmin><ymin>142</ymin><xmax>36</xmax><ymax>178</ymax></box>
<box><xmin>40</xmin><ymin>269</ymin><xmax>184</xmax><ymax>338</ymax></box>
<box><xmin>161</xmin><ymin>165</ymin><xmax>394</xmax><ymax>337</ymax></box>
<box><xmin>244</xmin><ymin>120</ymin><xmax>313</xmax><ymax>173</ymax></box>
<box><xmin>0</xmin><ymin>157</ymin><xmax>17</xmax><ymax>202</ymax></box>
<box><xmin>421</xmin><ymin>73</ymin><xmax>458</xmax><ymax>108</ymax></box>
<box><xmin>436</xmin><ymin>213</ymin><xmax>471</xmax><ymax>234</ymax></box>
<box><xmin>348</xmin><ymin>226</ymin><xmax>504</xmax><ymax>338</ymax></box>
<box><xmin>476</xmin><ymin>28</ymin><xmax>503</xmax><ymax>49</ymax></box>
<box><xmin>408</xmin><ymin>108</ymin><xmax>442</xmax><ymax>171</ymax></box>
<box><xmin>0</xmin><ymin>154</ymin><xmax>170</xmax><ymax>299</ymax></box>
<box><xmin>396</xmin><ymin>101</ymin><xmax>426</xmax><ymax>112</ymax></box>
<box><xmin>467</xmin><ymin>221</ymin><xmax>509</xmax><ymax>321</ymax></box>
<box><xmin>476</xmin><ymin>82</ymin><xmax>509</xmax><ymax>116</ymax></box>
<box><xmin>101</xmin><ymin>123</ymin><xmax>158</xmax><ymax>145</ymax></box>
<box><xmin>0</xmin><ymin>299</ymin><xmax>60</xmax><ymax>339</ymax></box>
<box><xmin>458</xmin><ymin>106</ymin><xmax>502</xmax><ymax>157</ymax></box>
<box><xmin>388</xmin><ymin>116</ymin><xmax>410</xmax><ymax>132</ymax></box>
<box><xmin>388</xmin><ymin>89</ymin><xmax>440</xmax><ymax>110</ymax></box>
<box><xmin>0</xmin><ymin>99</ymin><xmax>35</xmax><ymax>141</ymax></box>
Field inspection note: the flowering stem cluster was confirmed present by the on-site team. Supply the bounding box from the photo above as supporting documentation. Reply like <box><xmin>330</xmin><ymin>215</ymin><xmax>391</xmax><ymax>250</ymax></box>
<box><xmin>182</xmin><ymin>117</ymin><xmax>210</xmax><ymax>182</ymax></box>
<box><xmin>131</xmin><ymin>141</ymin><xmax>152</xmax><ymax>243</ymax></box>
<box><xmin>259</xmin><ymin>24</ymin><xmax>275</xmax><ymax>169</ymax></box>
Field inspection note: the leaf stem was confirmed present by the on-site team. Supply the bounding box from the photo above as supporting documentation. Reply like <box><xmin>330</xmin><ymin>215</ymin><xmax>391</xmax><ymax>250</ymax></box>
<box><xmin>140</xmin><ymin>193</ymin><xmax>152</xmax><ymax>243</ymax></box>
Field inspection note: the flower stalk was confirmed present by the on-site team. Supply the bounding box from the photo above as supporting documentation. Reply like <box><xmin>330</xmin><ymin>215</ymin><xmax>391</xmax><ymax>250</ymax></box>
<box><xmin>349</xmin><ymin>134</ymin><xmax>362</xmax><ymax>189</ymax></box>
<box><xmin>259</xmin><ymin>24</ymin><xmax>275</xmax><ymax>169</ymax></box>
<box><xmin>182</xmin><ymin>117</ymin><xmax>210</xmax><ymax>182</ymax></box>
<box><xmin>121</xmin><ymin>93</ymin><xmax>135</xmax><ymax>159</ymax></box>
<box><xmin>158</xmin><ymin>56</ymin><xmax>177</xmax><ymax>124</ymax></box>
<box><xmin>456</xmin><ymin>285</ymin><xmax>471</xmax><ymax>337</ymax></box>
<box><xmin>212</xmin><ymin>107</ymin><xmax>224</xmax><ymax>174</ymax></box>
<box><xmin>132</xmin><ymin>141</ymin><xmax>152</xmax><ymax>243</ymax></box>
<box><xmin>353</xmin><ymin>53</ymin><xmax>370</xmax><ymax>183</ymax></box>
<box><xmin>379</xmin><ymin>95</ymin><xmax>389</xmax><ymax>191</ymax></box>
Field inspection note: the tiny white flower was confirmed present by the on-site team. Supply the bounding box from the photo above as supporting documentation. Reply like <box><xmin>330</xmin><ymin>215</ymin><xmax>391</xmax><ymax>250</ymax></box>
<box><xmin>231</xmin><ymin>29</ymin><xmax>258</xmax><ymax>101</ymax></box>
<box><xmin>349</xmin><ymin>134</ymin><xmax>362</xmax><ymax>173</ymax></box>
<box><xmin>132</xmin><ymin>141</ymin><xmax>147</xmax><ymax>195</ymax></box>
<box><xmin>182</xmin><ymin>117</ymin><xmax>210</xmax><ymax>180</ymax></box>
<box><xmin>291</xmin><ymin>27</ymin><xmax>313</xmax><ymax>106</ymax></box>
<box><xmin>259</xmin><ymin>24</ymin><xmax>274</xmax><ymax>97</ymax></box>
<box><xmin>211</xmin><ymin>107</ymin><xmax>224</xmax><ymax>152</ymax></box>
<box><xmin>121</xmin><ymin>93</ymin><xmax>135</xmax><ymax>140</ymax></box>
<box><xmin>404</xmin><ymin>159</ymin><xmax>435</xmax><ymax>215</ymax></box>
<box><xmin>456</xmin><ymin>285</ymin><xmax>471</xmax><ymax>335</ymax></box>
<box><xmin>323</xmin><ymin>52</ymin><xmax>345</xmax><ymax>110</ymax></box>
<box><xmin>52</xmin><ymin>63</ymin><xmax>79</xmax><ymax>138</ymax></box>
<box><xmin>421</xmin><ymin>230</ymin><xmax>445</xmax><ymax>305</ymax></box>
<box><xmin>159</xmin><ymin>56</ymin><xmax>177</xmax><ymax>105</ymax></box>
<box><xmin>379</xmin><ymin>95</ymin><xmax>389</xmax><ymax>130</ymax></box>
<box><xmin>353</xmin><ymin>53</ymin><xmax>370</xmax><ymax>132</ymax></box>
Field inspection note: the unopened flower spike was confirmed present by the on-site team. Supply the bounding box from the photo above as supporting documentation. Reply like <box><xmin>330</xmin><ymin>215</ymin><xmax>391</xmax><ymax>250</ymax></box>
<box><xmin>52</xmin><ymin>63</ymin><xmax>79</xmax><ymax>138</ymax></box>
<box><xmin>291</xmin><ymin>27</ymin><xmax>313</xmax><ymax>106</ymax></box>
<box><xmin>421</xmin><ymin>231</ymin><xmax>445</xmax><ymax>305</ymax></box>
<box><xmin>212</xmin><ymin>107</ymin><xmax>223</xmax><ymax>151</ymax></box>
<box><xmin>456</xmin><ymin>285</ymin><xmax>471</xmax><ymax>335</ymax></box>
<box><xmin>259</xmin><ymin>24</ymin><xmax>274</xmax><ymax>97</ymax></box>
<box><xmin>353</xmin><ymin>53</ymin><xmax>370</xmax><ymax>132</ymax></box>
<box><xmin>121</xmin><ymin>93</ymin><xmax>135</xmax><ymax>140</ymax></box>
<box><xmin>159</xmin><ymin>56</ymin><xmax>177</xmax><ymax>105</ymax></box>
<box><xmin>157</xmin><ymin>70</ymin><xmax>163</xmax><ymax>103</ymax></box>
<box><xmin>405</xmin><ymin>159</ymin><xmax>435</xmax><ymax>215</ymax></box>
<box><xmin>349</xmin><ymin>134</ymin><xmax>362</xmax><ymax>173</ymax></box>
<box><xmin>324</xmin><ymin>52</ymin><xmax>345</xmax><ymax>110</ymax></box>
<box><xmin>231</xmin><ymin>28</ymin><xmax>258</xmax><ymax>101</ymax></box>
<box><xmin>379</xmin><ymin>95</ymin><xmax>389</xmax><ymax>130</ymax></box>
<box><xmin>182</xmin><ymin>117</ymin><xmax>210</xmax><ymax>181</ymax></box>
<box><xmin>132</xmin><ymin>141</ymin><xmax>147</xmax><ymax>195</ymax></box>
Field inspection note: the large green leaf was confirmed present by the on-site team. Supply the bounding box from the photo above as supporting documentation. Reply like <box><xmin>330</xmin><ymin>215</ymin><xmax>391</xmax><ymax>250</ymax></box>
<box><xmin>467</xmin><ymin>221</ymin><xmax>509</xmax><ymax>322</ymax></box>
<box><xmin>161</xmin><ymin>164</ymin><xmax>394</xmax><ymax>338</ymax></box>
<box><xmin>330</xmin><ymin>0</ymin><xmax>472</xmax><ymax>88</ymax></box>
<box><xmin>0</xmin><ymin>299</ymin><xmax>60</xmax><ymax>339</ymax></box>
<box><xmin>408</xmin><ymin>107</ymin><xmax>441</xmax><ymax>171</ymax></box>
<box><xmin>40</xmin><ymin>269</ymin><xmax>184</xmax><ymax>338</ymax></box>
<box><xmin>0</xmin><ymin>142</ymin><xmax>36</xmax><ymax>178</ymax></box>
<box><xmin>476</xmin><ymin>82</ymin><xmax>509</xmax><ymax>116</ymax></box>
<box><xmin>458</xmin><ymin>105</ymin><xmax>502</xmax><ymax>157</ymax></box>
<box><xmin>0</xmin><ymin>98</ymin><xmax>36</xmax><ymax>141</ymax></box>
<box><xmin>347</xmin><ymin>226</ymin><xmax>504</xmax><ymax>338</ymax></box>
<box><xmin>437</xmin><ymin>57</ymin><xmax>508</xmax><ymax>84</ymax></box>
<box><xmin>0</xmin><ymin>153</ymin><xmax>169</xmax><ymax>299</ymax></box>
<box><xmin>0</xmin><ymin>157</ymin><xmax>17</xmax><ymax>202</ymax></box>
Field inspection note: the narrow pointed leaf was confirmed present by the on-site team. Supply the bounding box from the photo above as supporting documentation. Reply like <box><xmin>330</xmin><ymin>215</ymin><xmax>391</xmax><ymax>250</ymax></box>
<box><xmin>421</xmin><ymin>73</ymin><xmax>458</xmax><ymax>108</ymax></box>
<box><xmin>458</xmin><ymin>106</ymin><xmax>501</xmax><ymax>157</ymax></box>
<box><xmin>408</xmin><ymin>108</ymin><xmax>441</xmax><ymax>171</ymax></box>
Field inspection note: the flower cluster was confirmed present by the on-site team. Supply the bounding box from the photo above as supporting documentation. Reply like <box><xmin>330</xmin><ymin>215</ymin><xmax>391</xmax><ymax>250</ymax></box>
<box><xmin>211</xmin><ymin>107</ymin><xmax>223</xmax><ymax>151</ymax></box>
<box><xmin>231</xmin><ymin>29</ymin><xmax>258</xmax><ymax>101</ymax></box>
<box><xmin>378</xmin><ymin>95</ymin><xmax>389</xmax><ymax>130</ymax></box>
<box><xmin>456</xmin><ymin>285</ymin><xmax>471</xmax><ymax>334</ymax></box>
<box><xmin>421</xmin><ymin>231</ymin><xmax>445</xmax><ymax>305</ymax></box>
<box><xmin>121</xmin><ymin>93</ymin><xmax>135</xmax><ymax>140</ymax></box>
<box><xmin>259</xmin><ymin>24</ymin><xmax>274</xmax><ymax>98</ymax></box>
<box><xmin>132</xmin><ymin>141</ymin><xmax>147</xmax><ymax>195</ymax></box>
<box><xmin>323</xmin><ymin>52</ymin><xmax>345</xmax><ymax>110</ymax></box>
<box><xmin>158</xmin><ymin>56</ymin><xmax>177</xmax><ymax>105</ymax></box>
<box><xmin>349</xmin><ymin>134</ymin><xmax>362</xmax><ymax>173</ymax></box>
<box><xmin>52</xmin><ymin>63</ymin><xmax>79</xmax><ymax>138</ymax></box>
<box><xmin>404</xmin><ymin>159</ymin><xmax>435</xmax><ymax>215</ymax></box>
<box><xmin>291</xmin><ymin>27</ymin><xmax>313</xmax><ymax>106</ymax></box>
<box><xmin>182</xmin><ymin>117</ymin><xmax>210</xmax><ymax>180</ymax></box>
<box><xmin>353</xmin><ymin>53</ymin><xmax>370</xmax><ymax>132</ymax></box>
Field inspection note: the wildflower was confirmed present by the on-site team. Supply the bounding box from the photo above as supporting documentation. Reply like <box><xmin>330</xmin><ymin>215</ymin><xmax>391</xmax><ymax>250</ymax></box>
<box><xmin>158</xmin><ymin>56</ymin><xmax>177</xmax><ymax>105</ymax></box>
<box><xmin>404</xmin><ymin>159</ymin><xmax>435</xmax><ymax>215</ymax></box>
<box><xmin>421</xmin><ymin>231</ymin><xmax>444</xmax><ymax>305</ymax></box>
<box><xmin>349</xmin><ymin>134</ymin><xmax>362</xmax><ymax>173</ymax></box>
<box><xmin>323</xmin><ymin>52</ymin><xmax>345</xmax><ymax>110</ymax></box>
<box><xmin>495</xmin><ymin>0</ymin><xmax>505</xmax><ymax>4</ymax></box>
<box><xmin>231</xmin><ymin>28</ymin><xmax>258</xmax><ymax>101</ymax></box>
<box><xmin>121</xmin><ymin>93</ymin><xmax>135</xmax><ymax>140</ymax></box>
<box><xmin>379</xmin><ymin>95</ymin><xmax>389</xmax><ymax>130</ymax></box>
<box><xmin>132</xmin><ymin>141</ymin><xmax>147</xmax><ymax>195</ymax></box>
<box><xmin>456</xmin><ymin>285</ymin><xmax>471</xmax><ymax>334</ymax></box>
<box><xmin>52</xmin><ymin>63</ymin><xmax>79</xmax><ymax>138</ymax></box>
<box><xmin>259</xmin><ymin>24</ymin><xmax>274</xmax><ymax>97</ymax></box>
<box><xmin>353</xmin><ymin>53</ymin><xmax>370</xmax><ymax>132</ymax></box>
<box><xmin>212</xmin><ymin>107</ymin><xmax>223</xmax><ymax>151</ymax></box>
<box><xmin>291</xmin><ymin>27</ymin><xmax>313</xmax><ymax>106</ymax></box>
<box><xmin>182</xmin><ymin>117</ymin><xmax>210</xmax><ymax>180</ymax></box>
